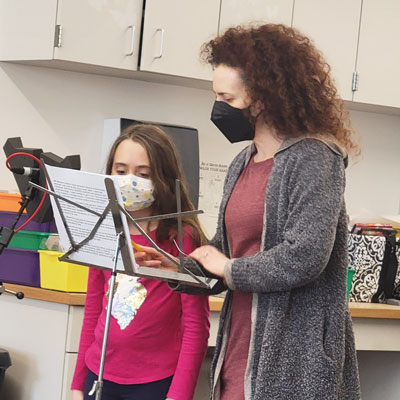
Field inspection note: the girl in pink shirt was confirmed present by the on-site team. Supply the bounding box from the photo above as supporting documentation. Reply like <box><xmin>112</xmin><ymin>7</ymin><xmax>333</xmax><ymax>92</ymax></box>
<box><xmin>71</xmin><ymin>124</ymin><xmax>210</xmax><ymax>400</ymax></box>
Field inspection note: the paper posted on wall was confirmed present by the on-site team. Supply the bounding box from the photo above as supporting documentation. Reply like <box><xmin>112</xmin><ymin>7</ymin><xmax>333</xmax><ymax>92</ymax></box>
<box><xmin>199</xmin><ymin>161</ymin><xmax>228</xmax><ymax>219</ymax></box>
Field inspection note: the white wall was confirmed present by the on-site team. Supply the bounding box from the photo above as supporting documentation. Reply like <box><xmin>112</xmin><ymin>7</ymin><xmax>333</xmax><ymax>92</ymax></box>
<box><xmin>346</xmin><ymin>110</ymin><xmax>400</xmax><ymax>218</ymax></box>
<box><xmin>1</xmin><ymin>62</ymin><xmax>399</xmax><ymax>238</ymax></box>
<box><xmin>0</xmin><ymin>62</ymin><xmax>247</xmax><ymax>236</ymax></box>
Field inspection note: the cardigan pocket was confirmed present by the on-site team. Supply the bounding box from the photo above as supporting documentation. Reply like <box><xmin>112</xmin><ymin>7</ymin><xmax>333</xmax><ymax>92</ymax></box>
<box><xmin>321</xmin><ymin>311</ymin><xmax>340</xmax><ymax>367</ymax></box>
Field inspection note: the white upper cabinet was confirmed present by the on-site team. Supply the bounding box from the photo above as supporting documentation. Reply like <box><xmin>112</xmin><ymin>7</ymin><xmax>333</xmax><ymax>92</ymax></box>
<box><xmin>292</xmin><ymin>0</ymin><xmax>362</xmax><ymax>101</ymax></box>
<box><xmin>140</xmin><ymin>0</ymin><xmax>220</xmax><ymax>81</ymax></box>
<box><xmin>54</xmin><ymin>0</ymin><xmax>143</xmax><ymax>70</ymax></box>
<box><xmin>353</xmin><ymin>0</ymin><xmax>400</xmax><ymax>108</ymax></box>
<box><xmin>0</xmin><ymin>0</ymin><xmax>399</xmax><ymax>109</ymax></box>
<box><xmin>219</xmin><ymin>0</ymin><xmax>294</xmax><ymax>33</ymax></box>
<box><xmin>0</xmin><ymin>0</ymin><xmax>58</xmax><ymax>61</ymax></box>
<box><xmin>0</xmin><ymin>0</ymin><xmax>143</xmax><ymax>71</ymax></box>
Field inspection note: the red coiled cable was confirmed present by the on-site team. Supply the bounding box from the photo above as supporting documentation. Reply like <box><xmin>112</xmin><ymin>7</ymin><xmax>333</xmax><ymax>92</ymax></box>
<box><xmin>5</xmin><ymin>152</ymin><xmax>48</xmax><ymax>232</ymax></box>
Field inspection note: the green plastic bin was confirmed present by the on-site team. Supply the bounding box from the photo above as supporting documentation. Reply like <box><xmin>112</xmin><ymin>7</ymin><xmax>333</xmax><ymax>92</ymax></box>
<box><xmin>8</xmin><ymin>230</ymin><xmax>54</xmax><ymax>250</ymax></box>
<box><xmin>347</xmin><ymin>268</ymin><xmax>355</xmax><ymax>298</ymax></box>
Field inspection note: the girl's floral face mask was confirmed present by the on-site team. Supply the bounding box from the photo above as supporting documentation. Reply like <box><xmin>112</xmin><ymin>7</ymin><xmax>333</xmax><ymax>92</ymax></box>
<box><xmin>116</xmin><ymin>174</ymin><xmax>155</xmax><ymax>211</ymax></box>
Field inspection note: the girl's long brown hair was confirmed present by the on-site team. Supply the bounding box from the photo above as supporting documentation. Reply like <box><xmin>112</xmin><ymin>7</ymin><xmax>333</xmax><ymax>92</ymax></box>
<box><xmin>202</xmin><ymin>24</ymin><xmax>359</xmax><ymax>157</ymax></box>
<box><xmin>106</xmin><ymin>124</ymin><xmax>208</xmax><ymax>246</ymax></box>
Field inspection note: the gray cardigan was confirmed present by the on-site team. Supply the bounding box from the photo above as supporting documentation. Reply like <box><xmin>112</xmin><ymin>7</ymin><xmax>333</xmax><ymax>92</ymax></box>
<box><xmin>179</xmin><ymin>138</ymin><xmax>361</xmax><ymax>400</ymax></box>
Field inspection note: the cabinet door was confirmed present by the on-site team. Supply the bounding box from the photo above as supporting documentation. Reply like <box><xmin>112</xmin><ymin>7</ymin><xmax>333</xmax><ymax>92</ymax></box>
<box><xmin>0</xmin><ymin>0</ymin><xmax>57</xmax><ymax>61</ymax></box>
<box><xmin>54</xmin><ymin>0</ymin><xmax>143</xmax><ymax>70</ymax></box>
<box><xmin>65</xmin><ymin>305</ymin><xmax>84</xmax><ymax>353</ymax></box>
<box><xmin>354</xmin><ymin>0</ymin><xmax>400</xmax><ymax>108</ymax></box>
<box><xmin>292</xmin><ymin>0</ymin><xmax>361</xmax><ymax>101</ymax></box>
<box><xmin>140</xmin><ymin>0</ymin><xmax>220</xmax><ymax>80</ymax></box>
<box><xmin>219</xmin><ymin>0</ymin><xmax>293</xmax><ymax>33</ymax></box>
<box><xmin>61</xmin><ymin>353</ymin><xmax>78</xmax><ymax>400</ymax></box>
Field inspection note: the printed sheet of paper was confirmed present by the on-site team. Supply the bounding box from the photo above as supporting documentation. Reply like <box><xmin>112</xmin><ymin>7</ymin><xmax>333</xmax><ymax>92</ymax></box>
<box><xmin>199</xmin><ymin>162</ymin><xmax>228</xmax><ymax>219</ymax></box>
<box><xmin>45</xmin><ymin>165</ymin><xmax>135</xmax><ymax>273</ymax></box>
<box><xmin>44</xmin><ymin>165</ymin><xmax>218</xmax><ymax>288</ymax></box>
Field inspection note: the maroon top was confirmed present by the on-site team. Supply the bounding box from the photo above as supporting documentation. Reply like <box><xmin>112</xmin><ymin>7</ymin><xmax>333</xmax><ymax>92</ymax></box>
<box><xmin>221</xmin><ymin>155</ymin><xmax>274</xmax><ymax>400</ymax></box>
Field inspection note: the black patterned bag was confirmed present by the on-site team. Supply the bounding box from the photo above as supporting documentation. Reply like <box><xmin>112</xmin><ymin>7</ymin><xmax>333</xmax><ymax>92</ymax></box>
<box><xmin>394</xmin><ymin>243</ymin><xmax>400</xmax><ymax>299</ymax></box>
<box><xmin>348</xmin><ymin>231</ymin><xmax>399</xmax><ymax>303</ymax></box>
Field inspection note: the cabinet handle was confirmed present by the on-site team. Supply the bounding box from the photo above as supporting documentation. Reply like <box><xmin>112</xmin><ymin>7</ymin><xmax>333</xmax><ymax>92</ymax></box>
<box><xmin>126</xmin><ymin>25</ymin><xmax>136</xmax><ymax>56</ymax></box>
<box><xmin>154</xmin><ymin>28</ymin><xmax>165</xmax><ymax>59</ymax></box>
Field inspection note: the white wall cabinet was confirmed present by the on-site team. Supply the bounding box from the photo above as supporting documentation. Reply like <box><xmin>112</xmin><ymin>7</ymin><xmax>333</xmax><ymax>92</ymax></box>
<box><xmin>1</xmin><ymin>0</ymin><xmax>400</xmax><ymax>110</ymax></box>
<box><xmin>139</xmin><ymin>0</ymin><xmax>220</xmax><ymax>81</ymax></box>
<box><xmin>292</xmin><ymin>0</ymin><xmax>362</xmax><ymax>101</ymax></box>
<box><xmin>353</xmin><ymin>0</ymin><xmax>400</xmax><ymax>108</ymax></box>
<box><xmin>0</xmin><ymin>0</ymin><xmax>143</xmax><ymax>71</ymax></box>
<box><xmin>219</xmin><ymin>0</ymin><xmax>294</xmax><ymax>33</ymax></box>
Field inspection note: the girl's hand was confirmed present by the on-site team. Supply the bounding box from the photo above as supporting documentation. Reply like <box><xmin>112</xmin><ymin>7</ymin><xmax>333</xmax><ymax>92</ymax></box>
<box><xmin>71</xmin><ymin>390</ymin><xmax>84</xmax><ymax>400</ymax></box>
<box><xmin>134</xmin><ymin>245</ymin><xmax>178</xmax><ymax>271</ymax></box>
<box><xmin>189</xmin><ymin>245</ymin><xmax>229</xmax><ymax>278</ymax></box>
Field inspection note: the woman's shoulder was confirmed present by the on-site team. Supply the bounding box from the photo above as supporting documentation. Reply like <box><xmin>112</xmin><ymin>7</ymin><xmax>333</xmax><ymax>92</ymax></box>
<box><xmin>278</xmin><ymin>137</ymin><xmax>346</xmax><ymax>168</ymax></box>
<box><xmin>273</xmin><ymin>137</ymin><xmax>347</xmax><ymax>191</ymax></box>
<box><xmin>283</xmin><ymin>136</ymin><xmax>344</xmax><ymax>157</ymax></box>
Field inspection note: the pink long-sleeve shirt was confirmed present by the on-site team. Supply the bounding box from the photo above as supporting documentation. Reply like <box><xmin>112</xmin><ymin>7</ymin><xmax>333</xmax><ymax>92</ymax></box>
<box><xmin>71</xmin><ymin>228</ymin><xmax>210</xmax><ymax>400</ymax></box>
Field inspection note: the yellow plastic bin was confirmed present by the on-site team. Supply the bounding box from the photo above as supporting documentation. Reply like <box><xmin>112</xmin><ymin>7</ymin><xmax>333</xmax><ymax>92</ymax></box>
<box><xmin>38</xmin><ymin>250</ymin><xmax>88</xmax><ymax>292</ymax></box>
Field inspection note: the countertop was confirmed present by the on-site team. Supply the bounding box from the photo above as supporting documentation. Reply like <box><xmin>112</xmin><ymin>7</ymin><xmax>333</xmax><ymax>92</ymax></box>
<box><xmin>4</xmin><ymin>283</ymin><xmax>400</xmax><ymax>319</ymax></box>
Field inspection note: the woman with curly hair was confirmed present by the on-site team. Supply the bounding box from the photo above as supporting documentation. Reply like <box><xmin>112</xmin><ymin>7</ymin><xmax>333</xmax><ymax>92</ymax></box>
<box><xmin>138</xmin><ymin>23</ymin><xmax>361</xmax><ymax>400</ymax></box>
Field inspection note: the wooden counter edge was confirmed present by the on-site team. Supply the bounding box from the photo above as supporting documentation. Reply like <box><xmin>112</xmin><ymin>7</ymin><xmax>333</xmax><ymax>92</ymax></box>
<box><xmin>209</xmin><ymin>296</ymin><xmax>225</xmax><ymax>312</ymax></box>
<box><xmin>3</xmin><ymin>284</ymin><xmax>400</xmax><ymax>319</ymax></box>
<box><xmin>3</xmin><ymin>283</ymin><xmax>86</xmax><ymax>306</ymax></box>
<box><xmin>209</xmin><ymin>297</ymin><xmax>400</xmax><ymax>319</ymax></box>
<box><xmin>349</xmin><ymin>302</ymin><xmax>400</xmax><ymax>319</ymax></box>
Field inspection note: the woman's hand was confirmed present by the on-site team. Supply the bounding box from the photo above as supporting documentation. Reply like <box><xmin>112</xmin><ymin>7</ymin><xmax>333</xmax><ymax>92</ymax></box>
<box><xmin>134</xmin><ymin>245</ymin><xmax>179</xmax><ymax>271</ymax></box>
<box><xmin>190</xmin><ymin>245</ymin><xmax>229</xmax><ymax>278</ymax></box>
<box><xmin>71</xmin><ymin>390</ymin><xmax>84</xmax><ymax>400</ymax></box>
<box><xmin>135</xmin><ymin>244</ymin><xmax>230</xmax><ymax>278</ymax></box>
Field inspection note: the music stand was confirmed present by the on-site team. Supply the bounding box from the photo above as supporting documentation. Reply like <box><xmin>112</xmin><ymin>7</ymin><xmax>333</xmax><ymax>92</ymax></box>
<box><xmin>32</xmin><ymin>164</ymin><xmax>217</xmax><ymax>399</ymax></box>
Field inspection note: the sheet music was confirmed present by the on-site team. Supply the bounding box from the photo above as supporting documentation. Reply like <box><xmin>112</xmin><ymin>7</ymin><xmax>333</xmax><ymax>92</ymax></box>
<box><xmin>45</xmin><ymin>165</ymin><xmax>134</xmax><ymax>273</ymax></box>
<box><xmin>44</xmin><ymin>165</ymin><xmax>218</xmax><ymax>288</ymax></box>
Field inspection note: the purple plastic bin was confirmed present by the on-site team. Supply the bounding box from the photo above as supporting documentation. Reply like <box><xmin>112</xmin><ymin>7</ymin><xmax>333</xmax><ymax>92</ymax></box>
<box><xmin>0</xmin><ymin>248</ymin><xmax>40</xmax><ymax>287</ymax></box>
<box><xmin>0</xmin><ymin>211</ymin><xmax>57</xmax><ymax>233</ymax></box>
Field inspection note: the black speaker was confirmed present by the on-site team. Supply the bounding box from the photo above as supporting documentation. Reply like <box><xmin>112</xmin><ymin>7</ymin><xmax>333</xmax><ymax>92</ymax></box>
<box><xmin>3</xmin><ymin>137</ymin><xmax>81</xmax><ymax>223</ymax></box>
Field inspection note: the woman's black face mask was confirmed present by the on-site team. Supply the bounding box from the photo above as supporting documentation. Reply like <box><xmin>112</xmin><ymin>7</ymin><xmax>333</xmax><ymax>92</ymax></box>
<box><xmin>210</xmin><ymin>101</ymin><xmax>255</xmax><ymax>143</ymax></box>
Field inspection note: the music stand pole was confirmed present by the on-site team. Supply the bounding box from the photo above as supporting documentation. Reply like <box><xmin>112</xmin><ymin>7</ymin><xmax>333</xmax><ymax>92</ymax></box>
<box><xmin>89</xmin><ymin>231</ymin><xmax>123</xmax><ymax>400</ymax></box>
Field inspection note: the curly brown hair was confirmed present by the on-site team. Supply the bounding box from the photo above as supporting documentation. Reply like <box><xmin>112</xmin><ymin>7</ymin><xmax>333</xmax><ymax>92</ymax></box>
<box><xmin>202</xmin><ymin>24</ymin><xmax>359</xmax><ymax>156</ymax></box>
